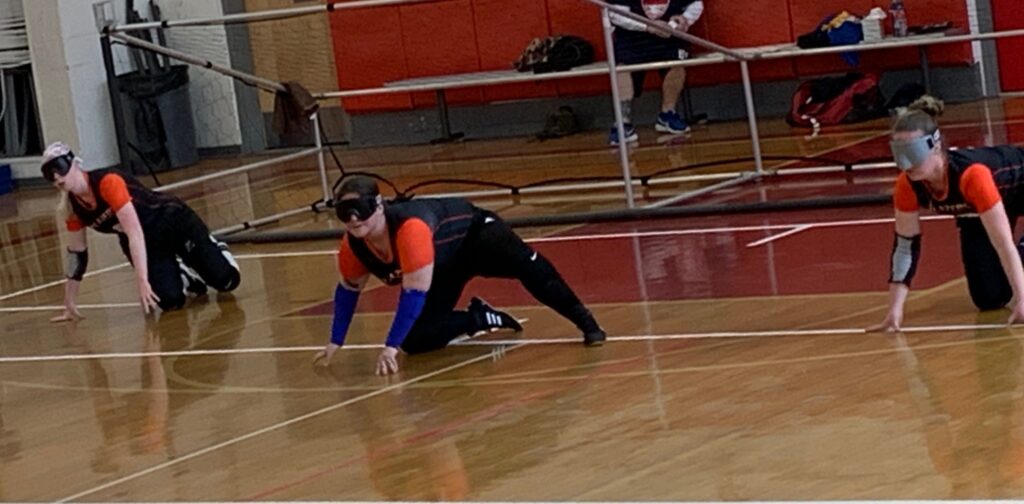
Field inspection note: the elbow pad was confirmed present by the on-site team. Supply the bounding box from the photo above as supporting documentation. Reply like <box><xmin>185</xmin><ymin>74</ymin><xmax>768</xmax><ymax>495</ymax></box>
<box><xmin>889</xmin><ymin>234</ymin><xmax>921</xmax><ymax>286</ymax></box>
<box><xmin>66</xmin><ymin>248</ymin><xmax>89</xmax><ymax>281</ymax></box>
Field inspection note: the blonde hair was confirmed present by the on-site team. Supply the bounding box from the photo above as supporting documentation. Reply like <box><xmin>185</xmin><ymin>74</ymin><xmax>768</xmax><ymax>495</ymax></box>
<box><xmin>55</xmin><ymin>191</ymin><xmax>72</xmax><ymax>222</ymax></box>
<box><xmin>893</xmin><ymin>95</ymin><xmax>945</xmax><ymax>135</ymax></box>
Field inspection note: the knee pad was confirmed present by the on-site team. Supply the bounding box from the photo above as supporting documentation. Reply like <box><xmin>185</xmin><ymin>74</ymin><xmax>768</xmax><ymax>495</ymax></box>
<box><xmin>970</xmin><ymin>289</ymin><xmax>1011</xmax><ymax>312</ymax></box>
<box><xmin>158</xmin><ymin>293</ymin><xmax>187</xmax><ymax>311</ymax></box>
<box><xmin>400</xmin><ymin>338</ymin><xmax>440</xmax><ymax>355</ymax></box>
<box><xmin>214</xmin><ymin>267</ymin><xmax>241</xmax><ymax>292</ymax></box>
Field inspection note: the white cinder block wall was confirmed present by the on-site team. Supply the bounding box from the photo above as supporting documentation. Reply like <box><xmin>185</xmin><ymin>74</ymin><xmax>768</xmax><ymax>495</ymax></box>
<box><xmin>19</xmin><ymin>0</ymin><xmax>242</xmax><ymax>179</ymax></box>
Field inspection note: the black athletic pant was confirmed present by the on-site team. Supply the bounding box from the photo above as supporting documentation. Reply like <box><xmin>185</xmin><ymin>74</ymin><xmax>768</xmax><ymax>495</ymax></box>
<box><xmin>119</xmin><ymin>207</ymin><xmax>241</xmax><ymax>311</ymax></box>
<box><xmin>400</xmin><ymin>214</ymin><xmax>600</xmax><ymax>354</ymax></box>
<box><xmin>614</xmin><ymin>29</ymin><xmax>688</xmax><ymax>98</ymax></box>
<box><xmin>958</xmin><ymin>216</ymin><xmax>1024</xmax><ymax>311</ymax></box>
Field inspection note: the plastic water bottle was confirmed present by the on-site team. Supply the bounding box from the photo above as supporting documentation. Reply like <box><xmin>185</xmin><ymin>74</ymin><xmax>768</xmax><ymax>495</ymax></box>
<box><xmin>890</xmin><ymin>0</ymin><xmax>908</xmax><ymax>37</ymax></box>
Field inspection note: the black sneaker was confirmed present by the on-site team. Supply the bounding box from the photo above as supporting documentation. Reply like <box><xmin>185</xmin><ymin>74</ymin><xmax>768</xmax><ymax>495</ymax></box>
<box><xmin>469</xmin><ymin>297</ymin><xmax>523</xmax><ymax>333</ymax></box>
<box><xmin>211</xmin><ymin>235</ymin><xmax>239</xmax><ymax>270</ymax></box>
<box><xmin>178</xmin><ymin>259</ymin><xmax>208</xmax><ymax>297</ymax></box>
<box><xmin>584</xmin><ymin>329</ymin><xmax>606</xmax><ymax>347</ymax></box>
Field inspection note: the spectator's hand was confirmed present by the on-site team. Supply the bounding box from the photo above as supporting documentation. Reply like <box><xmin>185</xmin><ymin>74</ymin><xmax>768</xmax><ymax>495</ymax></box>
<box><xmin>650</xmin><ymin>20</ymin><xmax>672</xmax><ymax>38</ymax></box>
<box><xmin>669</xmin><ymin>15</ymin><xmax>690</xmax><ymax>32</ymax></box>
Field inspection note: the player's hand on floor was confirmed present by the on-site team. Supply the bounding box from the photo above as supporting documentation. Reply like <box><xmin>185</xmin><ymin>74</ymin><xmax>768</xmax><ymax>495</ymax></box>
<box><xmin>137</xmin><ymin>280</ymin><xmax>161</xmax><ymax>314</ymax></box>
<box><xmin>51</xmin><ymin>303</ymin><xmax>84</xmax><ymax>323</ymax></box>
<box><xmin>313</xmin><ymin>343</ymin><xmax>340</xmax><ymax>368</ymax></box>
<box><xmin>376</xmin><ymin>346</ymin><xmax>400</xmax><ymax>376</ymax></box>
<box><xmin>867</xmin><ymin>310</ymin><xmax>903</xmax><ymax>333</ymax></box>
<box><xmin>1008</xmin><ymin>299</ymin><xmax>1024</xmax><ymax>326</ymax></box>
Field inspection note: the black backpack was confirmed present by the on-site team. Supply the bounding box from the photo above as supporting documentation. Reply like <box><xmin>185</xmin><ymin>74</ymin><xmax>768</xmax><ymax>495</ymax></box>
<box><xmin>536</xmin><ymin>106</ymin><xmax>581</xmax><ymax>140</ymax></box>
<box><xmin>514</xmin><ymin>35</ymin><xmax>595</xmax><ymax>74</ymax></box>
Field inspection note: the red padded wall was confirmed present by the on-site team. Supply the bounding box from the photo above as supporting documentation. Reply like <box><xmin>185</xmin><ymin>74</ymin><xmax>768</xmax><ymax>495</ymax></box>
<box><xmin>547</xmin><ymin>0</ymin><xmax>609</xmax><ymax>96</ymax></box>
<box><xmin>474</xmin><ymin>0</ymin><xmax>559</xmax><ymax>101</ymax></box>
<box><xmin>688</xmin><ymin>0</ymin><xmax>796</xmax><ymax>86</ymax></box>
<box><xmin>330</xmin><ymin>6</ymin><xmax>413</xmax><ymax>112</ymax></box>
<box><xmin>330</xmin><ymin>0</ymin><xmax>977</xmax><ymax>114</ymax></box>
<box><xmin>993</xmin><ymin>0</ymin><xmax>1024</xmax><ymax>92</ymax></box>
<box><xmin>400</xmin><ymin>0</ymin><xmax>484</xmax><ymax>107</ymax></box>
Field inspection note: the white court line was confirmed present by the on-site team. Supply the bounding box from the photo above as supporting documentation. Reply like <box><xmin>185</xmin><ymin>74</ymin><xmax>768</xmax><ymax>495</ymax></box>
<box><xmin>53</xmin><ymin>501</ymin><xmax>1016</xmax><ymax>504</ymax></box>
<box><xmin>55</xmin><ymin>347</ymin><xmax>519</xmax><ymax>503</ymax></box>
<box><xmin>0</xmin><ymin>262</ymin><xmax>129</xmax><ymax>302</ymax></box>
<box><xmin>0</xmin><ymin>215</ymin><xmax>957</xmax><ymax>302</ymax></box>
<box><xmin>235</xmin><ymin>250</ymin><xmax>337</xmax><ymax>259</ymax></box>
<box><xmin>233</xmin><ymin>215</ymin><xmax>957</xmax><ymax>260</ymax></box>
<box><xmin>745</xmin><ymin>224</ymin><xmax>813</xmax><ymax>248</ymax></box>
<box><xmin>456</xmin><ymin>322</ymin><xmax>1018</xmax><ymax>345</ymax></box>
<box><xmin>5</xmin><ymin>323</ymin><xmax>1015</xmax><ymax>364</ymax></box>
<box><xmin>525</xmin><ymin>216</ymin><xmax>945</xmax><ymax>243</ymax></box>
<box><xmin>0</xmin><ymin>303</ymin><xmax>138</xmax><ymax>313</ymax></box>
<box><xmin>0</xmin><ymin>345</ymin><xmax>357</xmax><ymax>363</ymax></box>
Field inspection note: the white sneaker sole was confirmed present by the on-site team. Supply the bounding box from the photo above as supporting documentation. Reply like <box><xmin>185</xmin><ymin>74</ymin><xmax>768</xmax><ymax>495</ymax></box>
<box><xmin>655</xmin><ymin>123</ymin><xmax>691</xmax><ymax>134</ymax></box>
<box><xmin>609</xmin><ymin>134</ymin><xmax>639</xmax><ymax>146</ymax></box>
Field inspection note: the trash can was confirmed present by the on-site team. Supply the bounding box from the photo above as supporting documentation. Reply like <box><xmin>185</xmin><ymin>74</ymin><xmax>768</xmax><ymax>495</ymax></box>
<box><xmin>0</xmin><ymin>164</ymin><xmax>12</xmax><ymax>195</ymax></box>
<box><xmin>116</xmin><ymin>65</ymin><xmax>199</xmax><ymax>172</ymax></box>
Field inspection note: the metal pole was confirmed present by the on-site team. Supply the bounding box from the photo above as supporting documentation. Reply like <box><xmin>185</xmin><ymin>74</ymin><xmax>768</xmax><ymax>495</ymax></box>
<box><xmin>642</xmin><ymin>172</ymin><xmax>758</xmax><ymax>209</ymax></box>
<box><xmin>416</xmin><ymin>161</ymin><xmax>896</xmax><ymax>200</ymax></box>
<box><xmin>313</xmin><ymin>112</ymin><xmax>330</xmax><ymax>203</ymax></box>
<box><xmin>107</xmin><ymin>0</ymin><xmax>437</xmax><ymax>32</ymax></box>
<box><xmin>739</xmin><ymin>60</ymin><xmax>764</xmax><ymax>175</ymax></box>
<box><xmin>316</xmin><ymin>29</ymin><xmax>1024</xmax><ymax>102</ymax></box>
<box><xmin>584</xmin><ymin>0</ymin><xmax>748</xmax><ymax>61</ymax></box>
<box><xmin>213</xmin><ymin>203</ymin><xmax>327</xmax><ymax>237</ymax></box>
<box><xmin>109</xmin><ymin>32</ymin><xmax>286</xmax><ymax>94</ymax></box>
<box><xmin>601</xmin><ymin>7</ymin><xmax>635</xmax><ymax>208</ymax></box>
<box><xmin>918</xmin><ymin>46</ymin><xmax>932</xmax><ymax>94</ymax></box>
<box><xmin>156</xmin><ymin>147</ymin><xmax>320</xmax><ymax>192</ymax></box>
<box><xmin>753</xmin><ymin>28</ymin><xmax>1024</xmax><ymax>60</ymax></box>
<box><xmin>436</xmin><ymin>90</ymin><xmax>453</xmax><ymax>140</ymax></box>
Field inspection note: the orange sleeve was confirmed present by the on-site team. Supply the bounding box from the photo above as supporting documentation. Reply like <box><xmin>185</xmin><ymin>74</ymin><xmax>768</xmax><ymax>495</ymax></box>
<box><xmin>66</xmin><ymin>215</ymin><xmax>85</xmax><ymax>232</ymax></box>
<box><xmin>98</xmin><ymin>174</ymin><xmax>132</xmax><ymax>212</ymax></box>
<box><xmin>959</xmin><ymin>163</ymin><xmax>1002</xmax><ymax>214</ymax></box>
<box><xmin>394</xmin><ymin>218</ymin><xmax>435</xmax><ymax>274</ymax></box>
<box><xmin>893</xmin><ymin>173</ymin><xmax>920</xmax><ymax>213</ymax></box>
<box><xmin>337</xmin><ymin>235</ymin><xmax>369</xmax><ymax>281</ymax></box>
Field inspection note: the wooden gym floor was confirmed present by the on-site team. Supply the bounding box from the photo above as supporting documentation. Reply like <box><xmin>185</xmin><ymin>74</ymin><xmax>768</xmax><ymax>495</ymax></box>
<box><xmin>2</xmin><ymin>99</ymin><xmax>1024</xmax><ymax>501</ymax></box>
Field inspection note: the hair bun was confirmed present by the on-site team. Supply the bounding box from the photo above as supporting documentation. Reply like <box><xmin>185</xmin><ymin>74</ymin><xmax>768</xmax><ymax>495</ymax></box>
<box><xmin>906</xmin><ymin>95</ymin><xmax>945</xmax><ymax>118</ymax></box>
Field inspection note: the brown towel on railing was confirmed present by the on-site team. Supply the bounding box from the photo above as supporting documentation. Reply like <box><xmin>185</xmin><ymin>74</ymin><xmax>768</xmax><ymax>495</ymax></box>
<box><xmin>272</xmin><ymin>81</ymin><xmax>319</xmax><ymax>136</ymax></box>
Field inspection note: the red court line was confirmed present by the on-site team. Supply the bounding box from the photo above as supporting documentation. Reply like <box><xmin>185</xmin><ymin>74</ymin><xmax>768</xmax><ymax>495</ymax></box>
<box><xmin>294</xmin><ymin>208</ymin><xmax>961</xmax><ymax>317</ymax></box>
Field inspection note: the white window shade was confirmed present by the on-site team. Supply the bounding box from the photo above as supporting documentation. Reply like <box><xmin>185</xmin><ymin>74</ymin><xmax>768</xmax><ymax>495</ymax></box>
<box><xmin>0</xmin><ymin>0</ymin><xmax>30</xmax><ymax>69</ymax></box>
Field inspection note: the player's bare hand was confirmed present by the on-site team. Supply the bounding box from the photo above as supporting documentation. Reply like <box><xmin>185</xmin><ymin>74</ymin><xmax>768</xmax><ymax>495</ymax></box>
<box><xmin>51</xmin><ymin>303</ymin><xmax>84</xmax><ymax>323</ymax></box>
<box><xmin>669</xmin><ymin>15</ymin><xmax>690</xmax><ymax>31</ymax></box>
<box><xmin>867</xmin><ymin>310</ymin><xmax>903</xmax><ymax>333</ymax></box>
<box><xmin>137</xmin><ymin>280</ymin><xmax>161</xmax><ymax>314</ymax></box>
<box><xmin>1008</xmin><ymin>299</ymin><xmax>1024</xmax><ymax>326</ymax></box>
<box><xmin>313</xmin><ymin>343</ymin><xmax>340</xmax><ymax>368</ymax></box>
<box><xmin>375</xmin><ymin>346</ymin><xmax>400</xmax><ymax>376</ymax></box>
